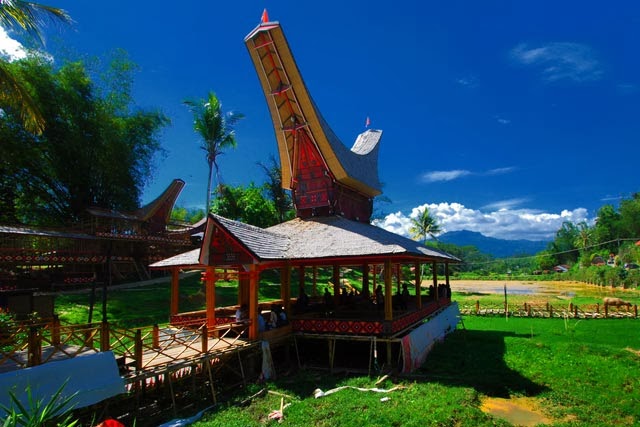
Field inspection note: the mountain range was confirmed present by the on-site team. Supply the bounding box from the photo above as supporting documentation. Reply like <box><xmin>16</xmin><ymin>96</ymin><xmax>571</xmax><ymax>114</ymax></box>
<box><xmin>437</xmin><ymin>230</ymin><xmax>549</xmax><ymax>258</ymax></box>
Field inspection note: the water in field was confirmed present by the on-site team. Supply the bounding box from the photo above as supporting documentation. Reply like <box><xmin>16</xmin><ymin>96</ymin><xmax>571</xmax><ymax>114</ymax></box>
<box><xmin>481</xmin><ymin>396</ymin><xmax>552</xmax><ymax>426</ymax></box>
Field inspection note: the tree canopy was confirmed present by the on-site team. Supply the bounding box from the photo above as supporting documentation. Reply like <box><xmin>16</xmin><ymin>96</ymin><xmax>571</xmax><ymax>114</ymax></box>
<box><xmin>0</xmin><ymin>54</ymin><xmax>168</xmax><ymax>226</ymax></box>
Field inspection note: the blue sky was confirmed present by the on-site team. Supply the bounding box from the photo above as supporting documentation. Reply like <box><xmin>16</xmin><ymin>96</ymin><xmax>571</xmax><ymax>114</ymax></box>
<box><xmin>2</xmin><ymin>1</ymin><xmax>639</xmax><ymax>241</ymax></box>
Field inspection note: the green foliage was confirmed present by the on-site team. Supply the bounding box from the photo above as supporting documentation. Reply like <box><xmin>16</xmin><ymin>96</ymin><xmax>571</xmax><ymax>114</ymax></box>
<box><xmin>257</xmin><ymin>155</ymin><xmax>294</xmax><ymax>223</ymax></box>
<box><xmin>0</xmin><ymin>381</ymin><xmax>78</xmax><ymax>427</ymax></box>
<box><xmin>212</xmin><ymin>183</ymin><xmax>279</xmax><ymax>228</ymax></box>
<box><xmin>0</xmin><ymin>53</ymin><xmax>168</xmax><ymax>226</ymax></box>
<box><xmin>171</xmin><ymin>206</ymin><xmax>206</xmax><ymax>224</ymax></box>
<box><xmin>192</xmin><ymin>317</ymin><xmax>640</xmax><ymax>427</ymax></box>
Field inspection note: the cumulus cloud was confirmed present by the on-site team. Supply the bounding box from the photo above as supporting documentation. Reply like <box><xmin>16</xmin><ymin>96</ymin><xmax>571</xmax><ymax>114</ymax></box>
<box><xmin>510</xmin><ymin>42</ymin><xmax>603</xmax><ymax>83</ymax></box>
<box><xmin>373</xmin><ymin>202</ymin><xmax>591</xmax><ymax>241</ymax></box>
<box><xmin>494</xmin><ymin>115</ymin><xmax>511</xmax><ymax>125</ymax></box>
<box><xmin>0</xmin><ymin>27</ymin><xmax>27</xmax><ymax>61</ymax></box>
<box><xmin>456</xmin><ymin>76</ymin><xmax>478</xmax><ymax>88</ymax></box>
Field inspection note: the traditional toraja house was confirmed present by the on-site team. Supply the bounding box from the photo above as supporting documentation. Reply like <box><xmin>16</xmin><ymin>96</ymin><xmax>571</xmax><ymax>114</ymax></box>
<box><xmin>150</xmin><ymin>14</ymin><xmax>462</xmax><ymax>373</ymax></box>
<box><xmin>0</xmin><ymin>179</ymin><xmax>203</xmax><ymax>295</ymax></box>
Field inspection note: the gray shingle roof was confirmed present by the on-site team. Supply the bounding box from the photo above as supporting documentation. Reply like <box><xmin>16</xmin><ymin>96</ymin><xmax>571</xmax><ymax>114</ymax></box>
<box><xmin>267</xmin><ymin>216</ymin><xmax>459</xmax><ymax>262</ymax></box>
<box><xmin>212</xmin><ymin>214</ymin><xmax>289</xmax><ymax>260</ymax></box>
<box><xmin>151</xmin><ymin>215</ymin><xmax>459</xmax><ymax>268</ymax></box>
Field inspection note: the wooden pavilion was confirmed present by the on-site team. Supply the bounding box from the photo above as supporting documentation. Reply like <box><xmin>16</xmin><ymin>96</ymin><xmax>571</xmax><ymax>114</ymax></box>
<box><xmin>150</xmin><ymin>14</ymin><xmax>461</xmax><ymax>370</ymax></box>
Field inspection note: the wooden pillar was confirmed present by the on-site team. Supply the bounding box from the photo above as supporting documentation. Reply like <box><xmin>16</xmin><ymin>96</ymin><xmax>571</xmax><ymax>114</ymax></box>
<box><xmin>248</xmin><ymin>264</ymin><xmax>260</xmax><ymax>340</ymax></box>
<box><xmin>362</xmin><ymin>264</ymin><xmax>370</xmax><ymax>299</ymax></box>
<box><xmin>298</xmin><ymin>265</ymin><xmax>305</xmax><ymax>298</ymax></box>
<box><xmin>445</xmin><ymin>263</ymin><xmax>450</xmax><ymax>286</ymax></box>
<box><xmin>332</xmin><ymin>264</ymin><xmax>341</xmax><ymax>306</ymax></box>
<box><xmin>395</xmin><ymin>264</ymin><xmax>401</xmax><ymax>293</ymax></box>
<box><xmin>414</xmin><ymin>261</ymin><xmax>421</xmax><ymax>309</ymax></box>
<box><xmin>238</xmin><ymin>270</ymin><xmax>250</xmax><ymax>307</ymax></box>
<box><xmin>312</xmin><ymin>266</ymin><xmax>318</xmax><ymax>297</ymax></box>
<box><xmin>384</xmin><ymin>260</ymin><xmax>393</xmax><ymax>321</ymax></box>
<box><xmin>372</xmin><ymin>264</ymin><xmax>377</xmax><ymax>288</ymax></box>
<box><xmin>204</xmin><ymin>266</ymin><xmax>216</xmax><ymax>331</ymax></box>
<box><xmin>281</xmin><ymin>264</ymin><xmax>292</xmax><ymax>315</ymax></box>
<box><xmin>170</xmin><ymin>268</ymin><xmax>180</xmax><ymax>316</ymax></box>
<box><xmin>432</xmin><ymin>262</ymin><xmax>438</xmax><ymax>301</ymax></box>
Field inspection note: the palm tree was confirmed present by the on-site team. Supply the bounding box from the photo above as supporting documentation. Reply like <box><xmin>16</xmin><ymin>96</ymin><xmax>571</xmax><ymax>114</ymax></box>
<box><xmin>0</xmin><ymin>0</ymin><xmax>72</xmax><ymax>134</ymax></box>
<box><xmin>184</xmin><ymin>92</ymin><xmax>244</xmax><ymax>212</ymax></box>
<box><xmin>409</xmin><ymin>206</ymin><xmax>441</xmax><ymax>243</ymax></box>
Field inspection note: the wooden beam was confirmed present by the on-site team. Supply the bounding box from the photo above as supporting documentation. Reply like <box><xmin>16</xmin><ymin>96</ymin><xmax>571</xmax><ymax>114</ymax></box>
<box><xmin>332</xmin><ymin>264</ymin><xmax>340</xmax><ymax>306</ymax></box>
<box><xmin>414</xmin><ymin>261</ymin><xmax>421</xmax><ymax>309</ymax></box>
<box><xmin>362</xmin><ymin>263</ymin><xmax>370</xmax><ymax>298</ymax></box>
<box><xmin>384</xmin><ymin>260</ymin><xmax>393</xmax><ymax>321</ymax></box>
<box><xmin>170</xmin><ymin>268</ymin><xmax>180</xmax><ymax>316</ymax></box>
<box><xmin>432</xmin><ymin>262</ymin><xmax>438</xmax><ymax>301</ymax></box>
<box><xmin>312</xmin><ymin>266</ymin><xmax>318</xmax><ymax>297</ymax></box>
<box><xmin>248</xmin><ymin>264</ymin><xmax>259</xmax><ymax>340</ymax></box>
<box><xmin>205</xmin><ymin>266</ymin><xmax>216</xmax><ymax>331</ymax></box>
<box><xmin>282</xmin><ymin>264</ymin><xmax>292</xmax><ymax>315</ymax></box>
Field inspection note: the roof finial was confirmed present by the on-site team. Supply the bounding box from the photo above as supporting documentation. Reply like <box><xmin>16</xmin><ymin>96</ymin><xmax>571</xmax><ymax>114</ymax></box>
<box><xmin>261</xmin><ymin>8</ymin><xmax>269</xmax><ymax>23</ymax></box>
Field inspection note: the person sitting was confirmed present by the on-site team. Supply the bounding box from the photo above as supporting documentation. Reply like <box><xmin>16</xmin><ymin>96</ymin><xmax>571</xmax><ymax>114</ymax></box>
<box><xmin>323</xmin><ymin>288</ymin><xmax>334</xmax><ymax>310</ymax></box>
<box><xmin>235</xmin><ymin>304</ymin><xmax>248</xmax><ymax>323</ymax></box>
<box><xmin>375</xmin><ymin>285</ymin><xmax>384</xmax><ymax>310</ymax></box>
<box><xmin>277</xmin><ymin>306</ymin><xmax>288</xmax><ymax>326</ymax></box>
<box><xmin>401</xmin><ymin>283</ymin><xmax>410</xmax><ymax>309</ymax></box>
<box><xmin>268</xmin><ymin>303</ymin><xmax>280</xmax><ymax>329</ymax></box>
<box><xmin>258</xmin><ymin>312</ymin><xmax>267</xmax><ymax>332</ymax></box>
<box><xmin>296</xmin><ymin>285</ymin><xmax>309</xmax><ymax>311</ymax></box>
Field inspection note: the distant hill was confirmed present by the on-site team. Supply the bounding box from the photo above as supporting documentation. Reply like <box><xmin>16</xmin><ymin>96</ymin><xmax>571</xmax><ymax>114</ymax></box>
<box><xmin>438</xmin><ymin>230</ymin><xmax>549</xmax><ymax>258</ymax></box>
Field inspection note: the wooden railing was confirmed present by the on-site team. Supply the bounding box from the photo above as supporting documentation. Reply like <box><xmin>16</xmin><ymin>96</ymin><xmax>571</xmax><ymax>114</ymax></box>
<box><xmin>459</xmin><ymin>301</ymin><xmax>639</xmax><ymax>318</ymax></box>
<box><xmin>0</xmin><ymin>317</ymin><xmax>253</xmax><ymax>374</ymax></box>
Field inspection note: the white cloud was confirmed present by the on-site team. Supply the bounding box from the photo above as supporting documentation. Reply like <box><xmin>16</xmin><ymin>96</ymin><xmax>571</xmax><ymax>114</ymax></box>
<box><xmin>374</xmin><ymin>202</ymin><xmax>591</xmax><ymax>241</ymax></box>
<box><xmin>494</xmin><ymin>115</ymin><xmax>511</xmax><ymax>125</ymax></box>
<box><xmin>421</xmin><ymin>170</ymin><xmax>471</xmax><ymax>183</ymax></box>
<box><xmin>510</xmin><ymin>42</ymin><xmax>603</xmax><ymax>83</ymax></box>
<box><xmin>456</xmin><ymin>76</ymin><xmax>478</xmax><ymax>88</ymax></box>
<box><xmin>420</xmin><ymin>166</ymin><xmax>516</xmax><ymax>183</ymax></box>
<box><xmin>0</xmin><ymin>27</ymin><xmax>27</xmax><ymax>61</ymax></box>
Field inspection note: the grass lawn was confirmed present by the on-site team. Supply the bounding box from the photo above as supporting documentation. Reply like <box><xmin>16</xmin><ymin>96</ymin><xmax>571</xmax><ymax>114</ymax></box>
<box><xmin>191</xmin><ymin>316</ymin><xmax>640</xmax><ymax>427</ymax></box>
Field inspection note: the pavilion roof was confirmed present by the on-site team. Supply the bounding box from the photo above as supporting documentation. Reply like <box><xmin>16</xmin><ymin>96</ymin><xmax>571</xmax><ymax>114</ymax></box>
<box><xmin>151</xmin><ymin>214</ymin><xmax>459</xmax><ymax>269</ymax></box>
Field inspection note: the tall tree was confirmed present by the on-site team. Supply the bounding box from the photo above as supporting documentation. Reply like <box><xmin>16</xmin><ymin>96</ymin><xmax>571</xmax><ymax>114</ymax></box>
<box><xmin>257</xmin><ymin>155</ymin><xmax>293</xmax><ymax>223</ymax></box>
<box><xmin>409</xmin><ymin>206</ymin><xmax>441</xmax><ymax>243</ymax></box>
<box><xmin>0</xmin><ymin>0</ymin><xmax>72</xmax><ymax>134</ymax></box>
<box><xmin>183</xmin><ymin>92</ymin><xmax>244</xmax><ymax>212</ymax></box>
<box><xmin>0</xmin><ymin>54</ymin><xmax>168</xmax><ymax>226</ymax></box>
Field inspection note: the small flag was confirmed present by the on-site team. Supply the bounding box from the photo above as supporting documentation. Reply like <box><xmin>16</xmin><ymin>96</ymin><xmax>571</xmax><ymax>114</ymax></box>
<box><xmin>365</xmin><ymin>116</ymin><xmax>371</xmax><ymax>128</ymax></box>
<box><xmin>261</xmin><ymin>9</ymin><xmax>269</xmax><ymax>23</ymax></box>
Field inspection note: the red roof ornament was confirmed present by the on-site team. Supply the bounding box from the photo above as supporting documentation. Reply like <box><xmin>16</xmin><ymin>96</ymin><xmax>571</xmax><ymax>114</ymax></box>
<box><xmin>261</xmin><ymin>9</ymin><xmax>269</xmax><ymax>23</ymax></box>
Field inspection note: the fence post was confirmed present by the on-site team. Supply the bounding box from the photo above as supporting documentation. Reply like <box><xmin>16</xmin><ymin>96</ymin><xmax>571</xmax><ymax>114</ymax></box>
<box><xmin>549</xmin><ymin>304</ymin><xmax>553</xmax><ymax>318</ymax></box>
<box><xmin>153</xmin><ymin>324</ymin><xmax>160</xmax><ymax>349</ymax></box>
<box><xmin>596</xmin><ymin>303</ymin><xmax>600</xmax><ymax>314</ymax></box>
<box><xmin>101</xmin><ymin>321</ymin><xmax>110</xmax><ymax>351</ymax></box>
<box><xmin>574</xmin><ymin>304</ymin><xmax>578</xmax><ymax>318</ymax></box>
<box><xmin>527</xmin><ymin>304</ymin><xmax>532</xmax><ymax>317</ymax></box>
<box><xmin>134</xmin><ymin>329</ymin><xmax>142</xmax><ymax>371</ymax></box>
<box><xmin>475</xmin><ymin>300</ymin><xmax>479</xmax><ymax>314</ymax></box>
<box><xmin>604</xmin><ymin>304</ymin><xmax>609</xmax><ymax>318</ymax></box>
<box><xmin>635</xmin><ymin>304</ymin><xmax>638</xmax><ymax>318</ymax></box>
<box><xmin>28</xmin><ymin>326</ymin><xmax>41</xmax><ymax>367</ymax></box>
<box><xmin>84</xmin><ymin>324</ymin><xmax>94</xmax><ymax>349</ymax></box>
<box><xmin>201</xmin><ymin>325</ymin><xmax>208</xmax><ymax>354</ymax></box>
<box><xmin>52</xmin><ymin>315</ymin><xmax>60</xmax><ymax>346</ymax></box>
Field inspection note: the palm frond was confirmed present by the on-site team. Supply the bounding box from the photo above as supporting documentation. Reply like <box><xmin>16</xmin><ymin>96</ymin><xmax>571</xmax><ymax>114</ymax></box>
<box><xmin>0</xmin><ymin>0</ymin><xmax>72</xmax><ymax>46</ymax></box>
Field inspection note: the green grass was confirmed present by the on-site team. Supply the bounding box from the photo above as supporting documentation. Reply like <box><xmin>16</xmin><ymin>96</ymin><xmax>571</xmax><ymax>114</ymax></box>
<box><xmin>192</xmin><ymin>317</ymin><xmax>640</xmax><ymax>427</ymax></box>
